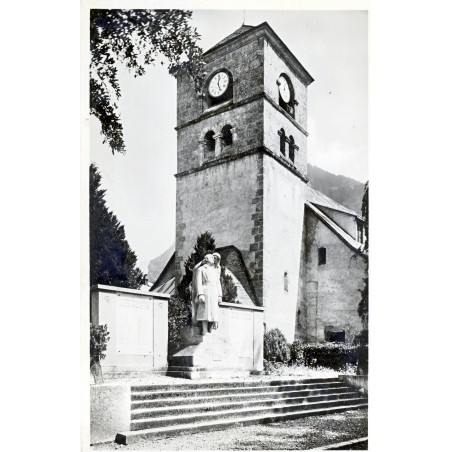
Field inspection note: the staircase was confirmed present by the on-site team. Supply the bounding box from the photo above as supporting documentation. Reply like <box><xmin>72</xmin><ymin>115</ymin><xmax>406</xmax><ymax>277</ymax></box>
<box><xmin>115</xmin><ymin>377</ymin><xmax>367</xmax><ymax>445</ymax></box>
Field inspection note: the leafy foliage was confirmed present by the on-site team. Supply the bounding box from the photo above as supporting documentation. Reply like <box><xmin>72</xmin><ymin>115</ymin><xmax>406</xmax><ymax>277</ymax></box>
<box><xmin>90</xmin><ymin>164</ymin><xmax>144</xmax><ymax>288</ymax></box>
<box><xmin>90</xmin><ymin>323</ymin><xmax>110</xmax><ymax>363</ymax></box>
<box><xmin>264</xmin><ymin>328</ymin><xmax>291</xmax><ymax>364</ymax></box>
<box><xmin>358</xmin><ymin>181</ymin><xmax>369</xmax><ymax>327</ymax></box>
<box><xmin>168</xmin><ymin>295</ymin><xmax>191</xmax><ymax>356</ymax></box>
<box><xmin>290</xmin><ymin>339</ymin><xmax>304</xmax><ymax>365</ymax></box>
<box><xmin>291</xmin><ymin>342</ymin><xmax>363</xmax><ymax>372</ymax></box>
<box><xmin>90</xmin><ymin>9</ymin><xmax>204</xmax><ymax>154</ymax></box>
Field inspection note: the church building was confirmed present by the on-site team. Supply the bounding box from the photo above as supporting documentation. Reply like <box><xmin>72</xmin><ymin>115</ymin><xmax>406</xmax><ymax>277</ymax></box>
<box><xmin>152</xmin><ymin>22</ymin><xmax>366</xmax><ymax>344</ymax></box>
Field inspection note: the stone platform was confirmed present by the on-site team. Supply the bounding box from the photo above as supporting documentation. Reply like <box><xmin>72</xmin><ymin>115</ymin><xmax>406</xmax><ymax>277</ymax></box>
<box><xmin>168</xmin><ymin>301</ymin><xmax>264</xmax><ymax>379</ymax></box>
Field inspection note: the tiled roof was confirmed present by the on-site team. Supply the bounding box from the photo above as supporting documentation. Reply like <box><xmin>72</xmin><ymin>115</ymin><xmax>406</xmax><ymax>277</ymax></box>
<box><xmin>153</xmin><ymin>277</ymin><xmax>175</xmax><ymax>295</ymax></box>
<box><xmin>307</xmin><ymin>202</ymin><xmax>364</xmax><ymax>253</ymax></box>
<box><xmin>306</xmin><ymin>185</ymin><xmax>358</xmax><ymax>216</ymax></box>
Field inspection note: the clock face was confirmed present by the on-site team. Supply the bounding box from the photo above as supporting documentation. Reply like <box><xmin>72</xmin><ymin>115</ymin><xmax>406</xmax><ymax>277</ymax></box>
<box><xmin>278</xmin><ymin>76</ymin><xmax>291</xmax><ymax>103</ymax></box>
<box><xmin>208</xmin><ymin>72</ymin><xmax>229</xmax><ymax>98</ymax></box>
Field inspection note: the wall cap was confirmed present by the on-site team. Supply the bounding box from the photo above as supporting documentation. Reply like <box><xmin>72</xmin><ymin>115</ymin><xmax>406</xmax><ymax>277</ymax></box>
<box><xmin>91</xmin><ymin>284</ymin><xmax>170</xmax><ymax>299</ymax></box>
<box><xmin>219</xmin><ymin>301</ymin><xmax>265</xmax><ymax>312</ymax></box>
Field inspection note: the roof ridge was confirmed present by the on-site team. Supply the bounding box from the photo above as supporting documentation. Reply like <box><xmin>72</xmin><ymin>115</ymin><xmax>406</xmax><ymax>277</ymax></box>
<box><xmin>205</xmin><ymin>24</ymin><xmax>256</xmax><ymax>54</ymax></box>
<box><xmin>306</xmin><ymin>186</ymin><xmax>358</xmax><ymax>216</ymax></box>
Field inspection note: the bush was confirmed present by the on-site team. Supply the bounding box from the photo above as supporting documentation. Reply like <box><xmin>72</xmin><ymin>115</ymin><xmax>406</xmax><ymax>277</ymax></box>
<box><xmin>168</xmin><ymin>295</ymin><xmax>191</xmax><ymax>356</ymax></box>
<box><xmin>290</xmin><ymin>339</ymin><xmax>304</xmax><ymax>365</ymax></box>
<box><xmin>90</xmin><ymin>323</ymin><xmax>110</xmax><ymax>365</ymax></box>
<box><xmin>295</xmin><ymin>342</ymin><xmax>360</xmax><ymax>371</ymax></box>
<box><xmin>264</xmin><ymin>328</ymin><xmax>290</xmax><ymax>363</ymax></box>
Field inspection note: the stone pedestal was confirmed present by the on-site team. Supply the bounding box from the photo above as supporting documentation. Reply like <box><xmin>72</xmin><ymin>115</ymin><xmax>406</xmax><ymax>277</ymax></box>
<box><xmin>168</xmin><ymin>302</ymin><xmax>264</xmax><ymax>379</ymax></box>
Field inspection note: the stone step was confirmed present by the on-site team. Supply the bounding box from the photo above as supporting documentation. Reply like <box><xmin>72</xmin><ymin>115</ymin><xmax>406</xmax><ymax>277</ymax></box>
<box><xmin>131</xmin><ymin>381</ymin><xmax>345</xmax><ymax>401</ymax></box>
<box><xmin>130</xmin><ymin>396</ymin><xmax>367</xmax><ymax>430</ymax></box>
<box><xmin>131</xmin><ymin>386</ymin><xmax>354</xmax><ymax>409</ymax></box>
<box><xmin>131</xmin><ymin>391</ymin><xmax>362</xmax><ymax>419</ymax></box>
<box><xmin>130</xmin><ymin>377</ymin><xmax>340</xmax><ymax>392</ymax></box>
<box><xmin>116</xmin><ymin>403</ymin><xmax>368</xmax><ymax>445</ymax></box>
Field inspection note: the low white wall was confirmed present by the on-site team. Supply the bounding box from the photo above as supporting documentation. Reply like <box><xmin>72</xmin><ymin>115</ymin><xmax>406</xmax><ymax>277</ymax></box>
<box><xmin>218</xmin><ymin>302</ymin><xmax>264</xmax><ymax>371</ymax></box>
<box><xmin>91</xmin><ymin>285</ymin><xmax>169</xmax><ymax>373</ymax></box>
<box><xmin>90</xmin><ymin>384</ymin><xmax>130</xmax><ymax>444</ymax></box>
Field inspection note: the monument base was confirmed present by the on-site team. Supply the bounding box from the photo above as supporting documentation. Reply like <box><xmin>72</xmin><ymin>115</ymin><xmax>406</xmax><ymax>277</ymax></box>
<box><xmin>168</xmin><ymin>325</ymin><xmax>246</xmax><ymax>379</ymax></box>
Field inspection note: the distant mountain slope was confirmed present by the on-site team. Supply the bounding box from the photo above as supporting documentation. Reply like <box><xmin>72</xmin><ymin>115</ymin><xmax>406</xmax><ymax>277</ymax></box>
<box><xmin>147</xmin><ymin>244</ymin><xmax>175</xmax><ymax>284</ymax></box>
<box><xmin>307</xmin><ymin>164</ymin><xmax>365</xmax><ymax>214</ymax></box>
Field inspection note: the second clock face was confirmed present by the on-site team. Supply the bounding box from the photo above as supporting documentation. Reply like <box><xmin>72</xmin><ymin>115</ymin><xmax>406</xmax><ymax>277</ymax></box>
<box><xmin>209</xmin><ymin>72</ymin><xmax>229</xmax><ymax>98</ymax></box>
<box><xmin>278</xmin><ymin>76</ymin><xmax>291</xmax><ymax>103</ymax></box>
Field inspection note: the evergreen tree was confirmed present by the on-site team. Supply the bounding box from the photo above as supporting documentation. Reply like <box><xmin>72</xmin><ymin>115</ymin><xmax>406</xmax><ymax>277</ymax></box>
<box><xmin>90</xmin><ymin>164</ymin><xmax>144</xmax><ymax>288</ymax></box>
<box><xmin>176</xmin><ymin>231</ymin><xmax>216</xmax><ymax>303</ymax></box>
<box><xmin>358</xmin><ymin>181</ymin><xmax>369</xmax><ymax>328</ymax></box>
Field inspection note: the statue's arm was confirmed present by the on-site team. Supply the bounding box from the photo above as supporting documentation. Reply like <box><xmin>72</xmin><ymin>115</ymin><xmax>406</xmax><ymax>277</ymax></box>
<box><xmin>196</xmin><ymin>266</ymin><xmax>205</xmax><ymax>298</ymax></box>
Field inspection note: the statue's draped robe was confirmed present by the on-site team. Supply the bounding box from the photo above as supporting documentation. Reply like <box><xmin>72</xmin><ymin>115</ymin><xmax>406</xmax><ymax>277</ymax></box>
<box><xmin>195</xmin><ymin>264</ymin><xmax>222</xmax><ymax>322</ymax></box>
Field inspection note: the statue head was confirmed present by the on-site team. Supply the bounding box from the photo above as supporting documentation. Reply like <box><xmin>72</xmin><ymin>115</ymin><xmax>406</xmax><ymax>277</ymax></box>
<box><xmin>204</xmin><ymin>254</ymin><xmax>215</xmax><ymax>265</ymax></box>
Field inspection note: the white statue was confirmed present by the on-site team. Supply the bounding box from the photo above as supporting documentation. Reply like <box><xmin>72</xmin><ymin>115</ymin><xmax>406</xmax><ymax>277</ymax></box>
<box><xmin>194</xmin><ymin>253</ymin><xmax>222</xmax><ymax>335</ymax></box>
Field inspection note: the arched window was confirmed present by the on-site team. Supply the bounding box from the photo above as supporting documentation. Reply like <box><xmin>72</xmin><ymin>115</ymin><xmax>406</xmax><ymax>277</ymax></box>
<box><xmin>284</xmin><ymin>272</ymin><xmax>289</xmax><ymax>292</ymax></box>
<box><xmin>221</xmin><ymin>124</ymin><xmax>233</xmax><ymax>146</ymax></box>
<box><xmin>204</xmin><ymin>131</ymin><xmax>215</xmax><ymax>157</ymax></box>
<box><xmin>288</xmin><ymin>136</ymin><xmax>295</xmax><ymax>163</ymax></box>
<box><xmin>279</xmin><ymin>128</ymin><xmax>286</xmax><ymax>156</ymax></box>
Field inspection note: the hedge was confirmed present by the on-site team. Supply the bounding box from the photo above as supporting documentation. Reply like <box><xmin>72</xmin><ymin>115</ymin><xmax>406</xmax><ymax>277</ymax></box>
<box><xmin>290</xmin><ymin>340</ymin><xmax>367</xmax><ymax>372</ymax></box>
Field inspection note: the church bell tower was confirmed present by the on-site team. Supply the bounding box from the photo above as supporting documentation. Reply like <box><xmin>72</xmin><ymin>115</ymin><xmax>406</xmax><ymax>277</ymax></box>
<box><xmin>174</xmin><ymin>23</ymin><xmax>314</xmax><ymax>341</ymax></box>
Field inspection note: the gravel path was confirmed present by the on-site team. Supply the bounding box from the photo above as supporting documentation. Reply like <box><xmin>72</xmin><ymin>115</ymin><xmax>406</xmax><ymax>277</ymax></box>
<box><xmin>91</xmin><ymin>409</ymin><xmax>368</xmax><ymax>450</ymax></box>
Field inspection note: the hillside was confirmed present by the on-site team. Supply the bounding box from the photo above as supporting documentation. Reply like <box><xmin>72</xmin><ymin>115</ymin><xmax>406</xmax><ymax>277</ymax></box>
<box><xmin>307</xmin><ymin>164</ymin><xmax>365</xmax><ymax>214</ymax></box>
<box><xmin>147</xmin><ymin>244</ymin><xmax>175</xmax><ymax>284</ymax></box>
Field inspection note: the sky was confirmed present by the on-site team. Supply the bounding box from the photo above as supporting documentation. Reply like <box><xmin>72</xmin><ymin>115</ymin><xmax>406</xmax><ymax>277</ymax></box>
<box><xmin>90</xmin><ymin>10</ymin><xmax>368</xmax><ymax>272</ymax></box>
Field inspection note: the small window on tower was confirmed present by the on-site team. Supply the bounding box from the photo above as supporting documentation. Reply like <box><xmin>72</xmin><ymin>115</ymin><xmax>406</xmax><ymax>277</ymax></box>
<box><xmin>279</xmin><ymin>128</ymin><xmax>286</xmax><ymax>155</ymax></box>
<box><xmin>288</xmin><ymin>136</ymin><xmax>295</xmax><ymax>163</ymax></box>
<box><xmin>284</xmin><ymin>272</ymin><xmax>289</xmax><ymax>291</ymax></box>
<box><xmin>221</xmin><ymin>124</ymin><xmax>233</xmax><ymax>146</ymax></box>
<box><xmin>204</xmin><ymin>131</ymin><xmax>215</xmax><ymax>156</ymax></box>
<box><xmin>318</xmin><ymin>247</ymin><xmax>326</xmax><ymax>265</ymax></box>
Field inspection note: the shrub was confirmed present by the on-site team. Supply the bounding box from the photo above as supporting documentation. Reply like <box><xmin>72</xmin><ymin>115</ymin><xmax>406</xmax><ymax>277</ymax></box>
<box><xmin>90</xmin><ymin>323</ymin><xmax>110</xmax><ymax>365</ymax></box>
<box><xmin>298</xmin><ymin>342</ymin><xmax>359</xmax><ymax>371</ymax></box>
<box><xmin>264</xmin><ymin>328</ymin><xmax>290</xmax><ymax>363</ymax></box>
<box><xmin>290</xmin><ymin>339</ymin><xmax>304</xmax><ymax>365</ymax></box>
<box><xmin>168</xmin><ymin>295</ymin><xmax>191</xmax><ymax>356</ymax></box>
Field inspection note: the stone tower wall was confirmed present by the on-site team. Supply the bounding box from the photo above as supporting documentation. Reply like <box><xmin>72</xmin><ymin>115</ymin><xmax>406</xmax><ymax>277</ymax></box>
<box><xmin>261</xmin><ymin>154</ymin><xmax>307</xmax><ymax>342</ymax></box>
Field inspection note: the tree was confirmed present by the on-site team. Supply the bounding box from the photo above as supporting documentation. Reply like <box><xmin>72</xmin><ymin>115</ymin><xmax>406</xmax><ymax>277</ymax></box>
<box><xmin>358</xmin><ymin>181</ymin><xmax>369</xmax><ymax>328</ymax></box>
<box><xmin>90</xmin><ymin>163</ymin><xmax>144</xmax><ymax>288</ymax></box>
<box><xmin>90</xmin><ymin>9</ymin><xmax>204</xmax><ymax>155</ymax></box>
<box><xmin>176</xmin><ymin>231</ymin><xmax>216</xmax><ymax>303</ymax></box>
